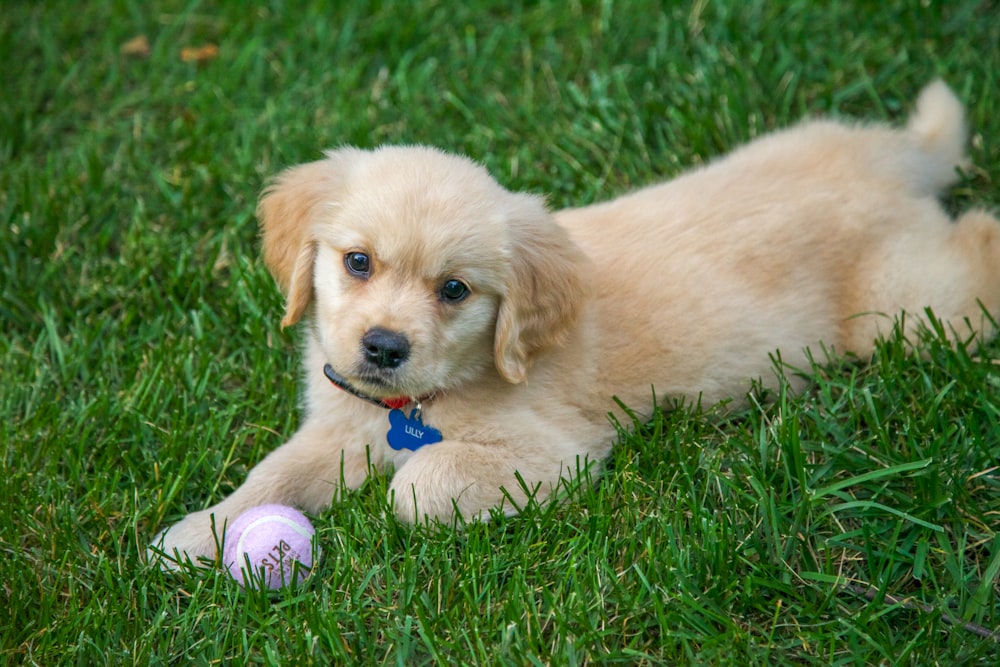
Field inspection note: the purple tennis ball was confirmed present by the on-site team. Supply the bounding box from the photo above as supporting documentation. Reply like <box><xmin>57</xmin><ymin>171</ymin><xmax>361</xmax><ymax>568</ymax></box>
<box><xmin>223</xmin><ymin>504</ymin><xmax>319</xmax><ymax>589</ymax></box>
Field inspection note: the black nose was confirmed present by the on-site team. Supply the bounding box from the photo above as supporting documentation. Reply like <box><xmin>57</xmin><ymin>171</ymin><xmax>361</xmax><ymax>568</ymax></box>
<box><xmin>361</xmin><ymin>328</ymin><xmax>411</xmax><ymax>369</ymax></box>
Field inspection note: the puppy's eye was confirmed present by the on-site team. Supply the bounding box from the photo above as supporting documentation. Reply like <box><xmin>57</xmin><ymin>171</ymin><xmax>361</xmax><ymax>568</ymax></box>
<box><xmin>345</xmin><ymin>252</ymin><xmax>371</xmax><ymax>278</ymax></box>
<box><xmin>439</xmin><ymin>279</ymin><xmax>470</xmax><ymax>303</ymax></box>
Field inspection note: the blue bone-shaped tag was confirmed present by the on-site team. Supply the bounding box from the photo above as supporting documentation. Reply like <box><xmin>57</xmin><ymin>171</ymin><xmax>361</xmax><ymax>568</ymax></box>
<box><xmin>387</xmin><ymin>408</ymin><xmax>442</xmax><ymax>451</ymax></box>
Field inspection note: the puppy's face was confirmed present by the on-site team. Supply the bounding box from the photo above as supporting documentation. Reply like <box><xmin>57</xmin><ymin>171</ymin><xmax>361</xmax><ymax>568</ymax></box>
<box><xmin>309</xmin><ymin>166</ymin><xmax>510</xmax><ymax>399</ymax></box>
<box><xmin>258</xmin><ymin>146</ymin><xmax>586</xmax><ymax>400</ymax></box>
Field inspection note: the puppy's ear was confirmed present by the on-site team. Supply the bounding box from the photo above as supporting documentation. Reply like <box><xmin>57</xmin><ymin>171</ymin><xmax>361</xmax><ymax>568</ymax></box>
<box><xmin>258</xmin><ymin>151</ymin><xmax>358</xmax><ymax>327</ymax></box>
<box><xmin>494</xmin><ymin>195</ymin><xmax>588</xmax><ymax>383</ymax></box>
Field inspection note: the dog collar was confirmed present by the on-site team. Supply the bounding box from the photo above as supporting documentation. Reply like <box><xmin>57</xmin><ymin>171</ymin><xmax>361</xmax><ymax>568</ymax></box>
<box><xmin>322</xmin><ymin>364</ymin><xmax>412</xmax><ymax>409</ymax></box>
<box><xmin>322</xmin><ymin>364</ymin><xmax>443</xmax><ymax>451</ymax></box>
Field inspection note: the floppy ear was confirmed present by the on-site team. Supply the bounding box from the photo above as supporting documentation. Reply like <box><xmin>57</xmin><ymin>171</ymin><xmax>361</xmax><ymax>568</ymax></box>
<box><xmin>257</xmin><ymin>151</ymin><xmax>357</xmax><ymax>327</ymax></box>
<box><xmin>494</xmin><ymin>195</ymin><xmax>589</xmax><ymax>383</ymax></box>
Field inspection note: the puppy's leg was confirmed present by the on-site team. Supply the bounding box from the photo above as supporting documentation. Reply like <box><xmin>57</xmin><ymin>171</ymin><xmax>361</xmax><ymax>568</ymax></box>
<box><xmin>849</xmin><ymin>207</ymin><xmax>1000</xmax><ymax>350</ymax></box>
<box><xmin>150</xmin><ymin>419</ymin><xmax>370</xmax><ymax>568</ymax></box>
<box><xmin>909</xmin><ymin>208</ymin><xmax>1000</xmax><ymax>341</ymax></box>
<box><xmin>945</xmin><ymin>208</ymin><xmax>1000</xmax><ymax>331</ymax></box>
<box><xmin>388</xmin><ymin>439</ymin><xmax>579</xmax><ymax>523</ymax></box>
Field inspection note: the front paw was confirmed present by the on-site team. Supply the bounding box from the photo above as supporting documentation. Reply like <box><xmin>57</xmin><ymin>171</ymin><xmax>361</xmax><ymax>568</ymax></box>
<box><xmin>148</xmin><ymin>508</ymin><xmax>227</xmax><ymax>571</ymax></box>
<box><xmin>388</xmin><ymin>443</ymin><xmax>519</xmax><ymax>524</ymax></box>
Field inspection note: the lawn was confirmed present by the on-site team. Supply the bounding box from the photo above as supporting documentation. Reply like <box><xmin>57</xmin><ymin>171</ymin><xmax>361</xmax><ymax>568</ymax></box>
<box><xmin>2</xmin><ymin>1</ymin><xmax>999</xmax><ymax>664</ymax></box>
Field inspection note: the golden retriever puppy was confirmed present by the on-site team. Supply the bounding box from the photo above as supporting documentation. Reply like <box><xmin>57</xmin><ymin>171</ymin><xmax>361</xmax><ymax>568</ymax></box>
<box><xmin>152</xmin><ymin>81</ymin><xmax>1000</xmax><ymax>567</ymax></box>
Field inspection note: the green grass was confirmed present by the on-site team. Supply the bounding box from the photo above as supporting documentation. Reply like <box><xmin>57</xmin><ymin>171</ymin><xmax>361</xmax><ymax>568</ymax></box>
<box><xmin>3</xmin><ymin>0</ymin><xmax>999</xmax><ymax>664</ymax></box>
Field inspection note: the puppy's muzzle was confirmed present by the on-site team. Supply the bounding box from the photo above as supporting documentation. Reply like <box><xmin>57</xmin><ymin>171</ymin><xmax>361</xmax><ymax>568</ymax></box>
<box><xmin>361</xmin><ymin>327</ymin><xmax>411</xmax><ymax>369</ymax></box>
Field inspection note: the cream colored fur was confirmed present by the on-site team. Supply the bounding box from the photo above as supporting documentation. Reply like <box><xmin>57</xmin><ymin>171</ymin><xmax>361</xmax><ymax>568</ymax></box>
<box><xmin>152</xmin><ymin>81</ymin><xmax>1000</xmax><ymax>567</ymax></box>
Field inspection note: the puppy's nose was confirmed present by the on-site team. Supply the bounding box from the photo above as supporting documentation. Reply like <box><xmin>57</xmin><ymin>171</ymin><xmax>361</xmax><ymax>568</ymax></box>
<box><xmin>361</xmin><ymin>328</ymin><xmax>411</xmax><ymax>369</ymax></box>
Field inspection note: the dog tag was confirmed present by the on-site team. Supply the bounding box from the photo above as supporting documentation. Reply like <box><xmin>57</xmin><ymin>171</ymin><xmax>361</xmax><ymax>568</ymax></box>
<box><xmin>387</xmin><ymin>408</ymin><xmax>443</xmax><ymax>451</ymax></box>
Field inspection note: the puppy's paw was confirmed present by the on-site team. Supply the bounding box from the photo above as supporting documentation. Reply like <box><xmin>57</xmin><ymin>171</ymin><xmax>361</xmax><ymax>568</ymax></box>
<box><xmin>147</xmin><ymin>508</ymin><xmax>226</xmax><ymax>571</ymax></box>
<box><xmin>388</xmin><ymin>442</ymin><xmax>512</xmax><ymax>524</ymax></box>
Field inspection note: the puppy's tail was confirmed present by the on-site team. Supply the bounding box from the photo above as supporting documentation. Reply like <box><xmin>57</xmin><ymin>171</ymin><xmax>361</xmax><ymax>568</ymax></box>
<box><xmin>904</xmin><ymin>79</ymin><xmax>969</xmax><ymax>193</ymax></box>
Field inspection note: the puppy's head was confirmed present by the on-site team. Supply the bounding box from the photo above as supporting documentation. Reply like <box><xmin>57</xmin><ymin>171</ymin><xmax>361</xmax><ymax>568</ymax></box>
<box><xmin>258</xmin><ymin>146</ymin><xmax>586</xmax><ymax>400</ymax></box>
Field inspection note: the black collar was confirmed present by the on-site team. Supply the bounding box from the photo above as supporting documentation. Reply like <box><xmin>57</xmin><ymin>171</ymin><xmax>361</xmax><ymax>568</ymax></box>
<box><xmin>322</xmin><ymin>364</ymin><xmax>414</xmax><ymax>410</ymax></box>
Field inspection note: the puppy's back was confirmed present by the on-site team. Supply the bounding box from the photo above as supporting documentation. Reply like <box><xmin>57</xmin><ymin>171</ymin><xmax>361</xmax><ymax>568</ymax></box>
<box><xmin>552</xmin><ymin>81</ymin><xmax>983</xmax><ymax>408</ymax></box>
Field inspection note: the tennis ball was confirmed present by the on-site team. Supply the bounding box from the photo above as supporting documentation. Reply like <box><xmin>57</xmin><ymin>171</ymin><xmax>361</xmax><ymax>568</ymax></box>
<box><xmin>223</xmin><ymin>504</ymin><xmax>319</xmax><ymax>589</ymax></box>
